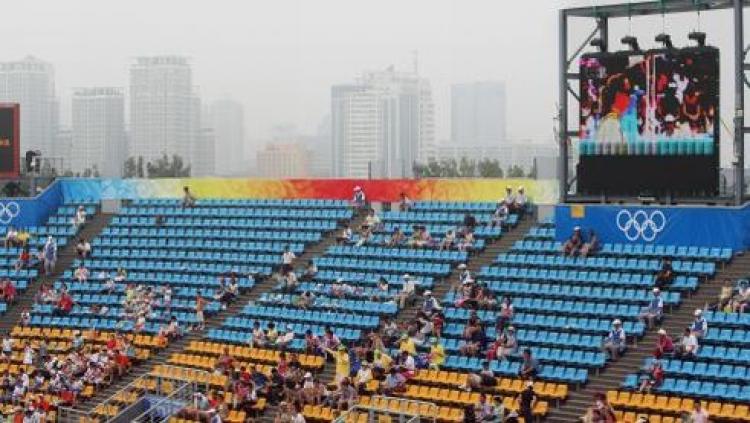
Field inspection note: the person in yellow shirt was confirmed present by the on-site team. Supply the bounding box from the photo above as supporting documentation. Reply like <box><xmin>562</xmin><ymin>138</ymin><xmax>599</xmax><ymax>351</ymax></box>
<box><xmin>325</xmin><ymin>344</ymin><xmax>350</xmax><ymax>384</ymax></box>
<box><xmin>429</xmin><ymin>338</ymin><xmax>445</xmax><ymax>369</ymax></box>
<box><xmin>398</xmin><ymin>334</ymin><xmax>416</xmax><ymax>356</ymax></box>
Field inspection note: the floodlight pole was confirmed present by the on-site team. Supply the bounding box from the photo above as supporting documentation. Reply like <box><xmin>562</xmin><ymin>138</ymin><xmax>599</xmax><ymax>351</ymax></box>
<box><xmin>734</xmin><ymin>0</ymin><xmax>745</xmax><ymax>205</ymax></box>
<box><xmin>558</xmin><ymin>10</ymin><xmax>568</xmax><ymax>203</ymax></box>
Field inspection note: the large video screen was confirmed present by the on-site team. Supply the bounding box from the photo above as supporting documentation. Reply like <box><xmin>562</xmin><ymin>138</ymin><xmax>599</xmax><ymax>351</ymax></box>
<box><xmin>577</xmin><ymin>47</ymin><xmax>719</xmax><ymax>196</ymax></box>
<box><xmin>0</xmin><ymin>104</ymin><xmax>20</xmax><ymax>179</ymax></box>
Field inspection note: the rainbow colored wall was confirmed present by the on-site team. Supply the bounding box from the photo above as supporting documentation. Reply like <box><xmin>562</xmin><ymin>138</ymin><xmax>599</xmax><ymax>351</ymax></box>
<box><xmin>59</xmin><ymin>178</ymin><xmax>559</xmax><ymax>204</ymax></box>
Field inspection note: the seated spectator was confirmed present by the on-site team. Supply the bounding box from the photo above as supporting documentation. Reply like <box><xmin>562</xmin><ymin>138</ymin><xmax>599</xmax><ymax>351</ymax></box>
<box><xmin>74</xmin><ymin>263</ymin><xmax>89</xmax><ymax>282</ymax></box>
<box><xmin>439</xmin><ymin>230</ymin><xmax>456</xmax><ymax>251</ymax></box>
<box><xmin>457</xmin><ymin>231</ymin><xmax>475</xmax><ymax>252</ymax></box>
<box><xmin>428</xmin><ymin>337</ymin><xmax>445</xmax><ymax>369</ymax></box>
<box><xmin>300</xmin><ymin>260</ymin><xmax>317</xmax><ymax>282</ymax></box>
<box><xmin>280</xmin><ymin>245</ymin><xmax>296</xmax><ymax>274</ymax></box>
<box><xmin>4</xmin><ymin>227</ymin><xmax>19</xmax><ymax>248</ymax></box>
<box><xmin>518</xmin><ymin>348</ymin><xmax>539</xmax><ymax>379</ymax></box>
<box><xmin>731</xmin><ymin>280</ymin><xmax>750</xmax><ymax>313</ymax></box>
<box><xmin>53</xmin><ymin>291</ymin><xmax>74</xmax><ymax>316</ymax></box>
<box><xmin>691</xmin><ymin>309</ymin><xmax>707</xmax><ymax>338</ymax></box>
<box><xmin>386</xmin><ymin>226</ymin><xmax>405</xmax><ymax>247</ymax></box>
<box><xmin>580</xmin><ymin>229</ymin><xmax>599</xmax><ymax>257</ymax></box>
<box><xmin>355</xmin><ymin>226</ymin><xmax>372</xmax><ymax>247</ymax></box>
<box><xmin>0</xmin><ymin>279</ymin><xmax>16</xmax><ymax>304</ymax></box>
<box><xmin>382</xmin><ymin>368</ymin><xmax>406</xmax><ymax>395</ymax></box>
<box><xmin>296</xmin><ymin>291</ymin><xmax>315</xmax><ymax>309</ymax></box>
<box><xmin>655</xmin><ymin>257</ymin><xmax>675</xmax><ymax>289</ymax></box>
<box><xmin>514</xmin><ymin>186</ymin><xmax>528</xmax><ymax>216</ymax></box>
<box><xmin>166</xmin><ymin>316</ymin><xmax>182</xmax><ymax>339</ymax></box>
<box><xmin>654</xmin><ymin>328</ymin><xmax>674</xmax><ymax>359</ymax></box>
<box><xmin>459</xmin><ymin>317</ymin><xmax>484</xmax><ymax>356</ymax></box>
<box><xmin>465</xmin><ymin>361</ymin><xmax>496</xmax><ymax>391</ymax></box>
<box><xmin>72</xmin><ymin>205</ymin><xmax>87</xmax><ymax>230</ymax></box>
<box><xmin>336</xmin><ymin>224</ymin><xmax>353</xmax><ymax>244</ymax></box>
<box><xmin>75</xmin><ymin>238</ymin><xmax>92</xmax><ymax>258</ymax></box>
<box><xmin>690</xmin><ymin>401</ymin><xmax>710</xmax><ymax>423</ymax></box>
<box><xmin>475</xmin><ymin>393</ymin><xmax>495</xmax><ymax>421</ymax></box>
<box><xmin>461</xmin><ymin>213</ymin><xmax>477</xmax><ymax>236</ymax></box>
<box><xmin>496</xmin><ymin>296</ymin><xmax>514</xmax><ymax>332</ymax></box>
<box><xmin>639</xmin><ymin>288</ymin><xmax>664</xmax><ymax>329</ymax></box>
<box><xmin>501</xmin><ymin>186</ymin><xmax>515</xmax><ymax>209</ymax></box>
<box><xmin>421</xmin><ymin>290</ymin><xmax>441</xmax><ymax>316</ymax></box>
<box><xmin>181</xmin><ymin>186</ymin><xmax>196</xmax><ymax>208</ymax></box>
<box><xmin>407</xmin><ymin>225</ymin><xmax>429</xmax><ymax>248</ymax></box>
<box><xmin>14</xmin><ymin>247</ymin><xmax>30</xmax><ymax>271</ymax></box>
<box><xmin>675</xmin><ymin>328</ymin><xmax>699</xmax><ymax>358</ymax></box>
<box><xmin>488</xmin><ymin>202</ymin><xmax>508</xmax><ymax>229</ymax></box>
<box><xmin>488</xmin><ymin>326</ymin><xmax>517</xmax><ymax>361</ymax></box>
<box><xmin>562</xmin><ymin>226</ymin><xmax>583</xmax><ymax>256</ymax></box>
<box><xmin>351</xmin><ymin>186</ymin><xmax>367</xmax><ymax>209</ymax></box>
<box><xmin>638</xmin><ymin>360</ymin><xmax>664</xmax><ymax>393</ymax></box>
<box><xmin>398</xmin><ymin>192</ymin><xmax>412</xmax><ymax>212</ymax></box>
<box><xmin>602</xmin><ymin>319</ymin><xmax>626</xmax><ymax>360</ymax></box>
<box><xmin>397</xmin><ymin>274</ymin><xmax>417</xmax><ymax>308</ymax></box>
<box><xmin>363</xmin><ymin>209</ymin><xmax>381</xmax><ymax>231</ymax></box>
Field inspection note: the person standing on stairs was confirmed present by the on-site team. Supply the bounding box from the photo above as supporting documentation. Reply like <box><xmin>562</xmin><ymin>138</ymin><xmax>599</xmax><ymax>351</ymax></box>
<box><xmin>324</xmin><ymin>344</ymin><xmax>350</xmax><ymax>385</ymax></box>
<box><xmin>42</xmin><ymin>236</ymin><xmax>56</xmax><ymax>275</ymax></box>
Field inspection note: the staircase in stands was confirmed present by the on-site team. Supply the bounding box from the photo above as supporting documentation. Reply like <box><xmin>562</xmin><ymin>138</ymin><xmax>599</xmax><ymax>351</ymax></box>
<box><xmin>0</xmin><ymin>213</ymin><xmax>115</xmax><ymax>336</ymax></box>
<box><xmin>546</xmin><ymin>251</ymin><xmax>750</xmax><ymax>421</ymax></box>
<box><xmin>79</xmin><ymin>208</ymin><xmax>366</xmax><ymax>418</ymax></box>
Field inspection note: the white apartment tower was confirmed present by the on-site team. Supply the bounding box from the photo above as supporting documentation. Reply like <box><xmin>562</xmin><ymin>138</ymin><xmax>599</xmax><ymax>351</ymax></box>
<box><xmin>129</xmin><ymin>56</ymin><xmax>193</xmax><ymax>162</ymax></box>
<box><xmin>0</xmin><ymin>56</ymin><xmax>57</xmax><ymax>156</ymax></box>
<box><xmin>71</xmin><ymin>87</ymin><xmax>126</xmax><ymax>177</ymax></box>
<box><xmin>210</xmin><ymin>99</ymin><xmax>245</xmax><ymax>175</ymax></box>
<box><xmin>331</xmin><ymin>67</ymin><xmax>435</xmax><ymax>178</ymax></box>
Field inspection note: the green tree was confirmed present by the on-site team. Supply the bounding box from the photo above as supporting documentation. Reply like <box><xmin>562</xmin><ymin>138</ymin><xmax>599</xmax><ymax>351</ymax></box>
<box><xmin>146</xmin><ymin>154</ymin><xmax>191</xmax><ymax>178</ymax></box>
<box><xmin>123</xmin><ymin>157</ymin><xmax>137</xmax><ymax>178</ymax></box>
<box><xmin>458</xmin><ymin>157</ymin><xmax>476</xmax><ymax>177</ymax></box>
<box><xmin>440</xmin><ymin>158</ymin><xmax>459</xmax><ymax>177</ymax></box>
<box><xmin>527</xmin><ymin>161</ymin><xmax>537</xmax><ymax>179</ymax></box>
<box><xmin>477</xmin><ymin>159</ymin><xmax>504</xmax><ymax>177</ymax></box>
<box><xmin>507</xmin><ymin>165</ymin><xmax>525</xmax><ymax>178</ymax></box>
<box><xmin>137</xmin><ymin>156</ymin><xmax>145</xmax><ymax>178</ymax></box>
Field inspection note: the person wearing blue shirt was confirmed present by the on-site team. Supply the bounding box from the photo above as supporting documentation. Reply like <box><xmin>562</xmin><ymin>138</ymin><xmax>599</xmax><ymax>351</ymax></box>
<box><xmin>691</xmin><ymin>309</ymin><xmax>707</xmax><ymax>338</ymax></box>
<box><xmin>639</xmin><ymin>288</ymin><xmax>664</xmax><ymax>329</ymax></box>
<box><xmin>602</xmin><ymin>319</ymin><xmax>626</xmax><ymax>360</ymax></box>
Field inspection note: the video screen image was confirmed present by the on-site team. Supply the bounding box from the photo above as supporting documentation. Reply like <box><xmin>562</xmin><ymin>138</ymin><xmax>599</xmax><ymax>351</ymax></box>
<box><xmin>579</xmin><ymin>48</ymin><xmax>719</xmax><ymax>157</ymax></box>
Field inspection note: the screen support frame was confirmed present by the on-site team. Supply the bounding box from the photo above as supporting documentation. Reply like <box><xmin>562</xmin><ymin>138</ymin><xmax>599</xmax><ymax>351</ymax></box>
<box><xmin>559</xmin><ymin>0</ymin><xmax>750</xmax><ymax>205</ymax></box>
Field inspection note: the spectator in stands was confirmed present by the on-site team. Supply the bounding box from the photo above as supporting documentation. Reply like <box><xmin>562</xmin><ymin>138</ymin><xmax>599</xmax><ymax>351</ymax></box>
<box><xmin>654</xmin><ymin>328</ymin><xmax>674</xmax><ymax>359</ymax></box>
<box><xmin>461</xmin><ymin>213</ymin><xmax>477</xmax><ymax>236</ymax></box>
<box><xmin>428</xmin><ymin>337</ymin><xmax>445</xmax><ymax>369</ymax></box>
<box><xmin>195</xmin><ymin>294</ymin><xmax>207</xmax><ymax>331</ymax></box>
<box><xmin>75</xmin><ymin>237</ymin><xmax>91</xmax><ymax>259</ymax></box>
<box><xmin>72</xmin><ymin>205</ymin><xmax>87</xmax><ymax>230</ymax></box>
<box><xmin>13</xmin><ymin>246</ymin><xmax>30</xmax><ymax>271</ymax></box>
<box><xmin>53</xmin><ymin>290</ymin><xmax>73</xmax><ymax>316</ymax></box>
<box><xmin>562</xmin><ymin>227</ymin><xmax>583</xmax><ymax>256</ymax></box>
<box><xmin>655</xmin><ymin>258</ymin><xmax>675</xmax><ymax>289</ymax></box>
<box><xmin>42</xmin><ymin>236</ymin><xmax>56</xmax><ymax>275</ymax></box>
<box><xmin>73</xmin><ymin>263</ymin><xmax>89</xmax><ymax>282</ymax></box>
<box><xmin>516</xmin><ymin>381</ymin><xmax>537</xmax><ymax>423</ymax></box>
<box><xmin>300</xmin><ymin>260</ymin><xmax>317</xmax><ymax>282</ymax></box>
<box><xmin>280</xmin><ymin>245</ymin><xmax>296</xmax><ymax>275</ymax></box>
<box><xmin>514</xmin><ymin>186</ymin><xmax>528</xmax><ymax>216</ymax></box>
<box><xmin>491</xmin><ymin>326</ymin><xmax>518</xmax><ymax>362</ymax></box>
<box><xmin>386</xmin><ymin>226</ymin><xmax>405</xmax><ymax>247</ymax></box>
<box><xmin>474</xmin><ymin>393</ymin><xmax>494</xmax><ymax>421</ymax></box>
<box><xmin>337</xmin><ymin>224</ymin><xmax>352</xmax><ymax>244</ymax></box>
<box><xmin>322</xmin><ymin>327</ymin><xmax>341</xmax><ymax>352</ymax></box>
<box><xmin>355</xmin><ymin>225</ymin><xmax>372</xmax><ymax>247</ymax></box>
<box><xmin>382</xmin><ymin>367</ymin><xmax>406</xmax><ymax>395</ymax></box>
<box><xmin>675</xmin><ymin>328</ymin><xmax>699</xmax><ymax>358</ymax></box>
<box><xmin>167</xmin><ymin>316</ymin><xmax>182</xmax><ymax>339</ymax></box>
<box><xmin>502</xmin><ymin>186</ymin><xmax>515</xmax><ymax>209</ymax></box>
<box><xmin>691</xmin><ymin>309</ymin><xmax>707</xmax><ymax>338</ymax></box>
<box><xmin>0</xmin><ymin>279</ymin><xmax>16</xmax><ymax>304</ymax></box>
<box><xmin>495</xmin><ymin>296</ymin><xmax>514</xmax><ymax>333</ymax></box>
<box><xmin>464</xmin><ymin>361</ymin><xmax>496</xmax><ymax>391</ymax></box>
<box><xmin>397</xmin><ymin>274</ymin><xmax>417</xmax><ymax>308</ymax></box>
<box><xmin>19</xmin><ymin>308</ymin><xmax>30</xmax><ymax>326</ymax></box>
<box><xmin>580</xmin><ymin>229</ymin><xmax>600</xmax><ymax>257</ymax></box>
<box><xmin>363</xmin><ymin>209</ymin><xmax>381</xmax><ymax>231</ymax></box>
<box><xmin>639</xmin><ymin>288</ymin><xmax>664</xmax><ymax>329</ymax></box>
<box><xmin>351</xmin><ymin>186</ymin><xmax>366</xmax><ymax>209</ymax></box>
<box><xmin>638</xmin><ymin>359</ymin><xmax>664</xmax><ymax>393</ymax></box>
<box><xmin>457</xmin><ymin>231</ymin><xmax>475</xmax><ymax>252</ymax></box>
<box><xmin>518</xmin><ymin>348</ymin><xmax>539</xmax><ymax>380</ymax></box>
<box><xmin>35</xmin><ymin>246</ymin><xmax>45</xmax><ymax>274</ymax></box>
<box><xmin>398</xmin><ymin>192</ymin><xmax>413</xmax><ymax>212</ymax></box>
<box><xmin>4</xmin><ymin>227</ymin><xmax>19</xmax><ymax>248</ymax></box>
<box><xmin>181</xmin><ymin>186</ymin><xmax>196</xmax><ymax>208</ymax></box>
<box><xmin>602</xmin><ymin>319</ymin><xmax>626</xmax><ymax>360</ymax></box>
<box><xmin>440</xmin><ymin>229</ymin><xmax>456</xmax><ymax>250</ymax></box>
<box><xmin>488</xmin><ymin>202</ymin><xmax>509</xmax><ymax>229</ymax></box>
<box><xmin>460</xmin><ymin>316</ymin><xmax>484</xmax><ymax>357</ymax></box>
<box><xmin>581</xmin><ymin>392</ymin><xmax>616</xmax><ymax>423</ymax></box>
<box><xmin>731</xmin><ymin>279</ymin><xmax>750</xmax><ymax>313</ymax></box>
<box><xmin>421</xmin><ymin>291</ymin><xmax>441</xmax><ymax>316</ymax></box>
<box><xmin>281</xmin><ymin>268</ymin><xmax>299</xmax><ymax>293</ymax></box>
<box><xmin>325</xmin><ymin>345</ymin><xmax>350</xmax><ymax>385</ymax></box>
<box><xmin>690</xmin><ymin>401</ymin><xmax>710</xmax><ymax>423</ymax></box>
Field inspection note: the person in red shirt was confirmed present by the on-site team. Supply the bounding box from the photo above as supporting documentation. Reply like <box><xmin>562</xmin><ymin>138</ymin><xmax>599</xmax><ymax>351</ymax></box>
<box><xmin>3</xmin><ymin>280</ymin><xmax>16</xmax><ymax>303</ymax></box>
<box><xmin>654</xmin><ymin>328</ymin><xmax>674</xmax><ymax>359</ymax></box>
<box><xmin>106</xmin><ymin>335</ymin><xmax>118</xmax><ymax>351</ymax></box>
<box><xmin>639</xmin><ymin>360</ymin><xmax>664</xmax><ymax>393</ymax></box>
<box><xmin>54</xmin><ymin>292</ymin><xmax>74</xmax><ymax>316</ymax></box>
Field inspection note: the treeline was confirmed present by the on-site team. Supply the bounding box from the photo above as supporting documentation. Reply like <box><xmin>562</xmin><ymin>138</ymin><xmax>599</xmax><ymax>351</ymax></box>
<box><xmin>413</xmin><ymin>158</ymin><xmax>535</xmax><ymax>178</ymax></box>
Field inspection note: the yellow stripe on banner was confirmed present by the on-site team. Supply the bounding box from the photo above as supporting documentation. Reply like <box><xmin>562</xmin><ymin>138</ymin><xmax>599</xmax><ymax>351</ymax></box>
<box><xmin>570</xmin><ymin>204</ymin><xmax>585</xmax><ymax>219</ymax></box>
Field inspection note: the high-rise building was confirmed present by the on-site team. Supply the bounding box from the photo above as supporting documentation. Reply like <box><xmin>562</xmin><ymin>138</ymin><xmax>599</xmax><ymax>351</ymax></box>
<box><xmin>129</xmin><ymin>56</ymin><xmax>193</xmax><ymax>162</ymax></box>
<box><xmin>451</xmin><ymin>81</ymin><xmax>507</xmax><ymax>147</ymax></box>
<box><xmin>331</xmin><ymin>67</ymin><xmax>435</xmax><ymax>178</ymax></box>
<box><xmin>0</xmin><ymin>56</ymin><xmax>58</xmax><ymax>156</ymax></box>
<box><xmin>71</xmin><ymin>87</ymin><xmax>126</xmax><ymax>177</ymax></box>
<box><xmin>209</xmin><ymin>99</ymin><xmax>245</xmax><ymax>175</ymax></box>
<box><xmin>256</xmin><ymin>142</ymin><xmax>311</xmax><ymax>178</ymax></box>
<box><xmin>191</xmin><ymin>128</ymin><xmax>216</xmax><ymax>176</ymax></box>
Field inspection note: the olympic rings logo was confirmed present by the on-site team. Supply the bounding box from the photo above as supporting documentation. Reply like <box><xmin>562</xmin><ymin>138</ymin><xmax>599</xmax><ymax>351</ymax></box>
<box><xmin>0</xmin><ymin>202</ymin><xmax>20</xmax><ymax>225</ymax></box>
<box><xmin>616</xmin><ymin>209</ymin><xmax>666</xmax><ymax>242</ymax></box>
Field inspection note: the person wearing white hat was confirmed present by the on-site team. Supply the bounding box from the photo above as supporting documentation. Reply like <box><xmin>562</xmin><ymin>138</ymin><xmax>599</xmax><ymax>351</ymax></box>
<box><xmin>602</xmin><ymin>319</ymin><xmax>626</xmax><ymax>360</ymax></box>
<box><xmin>690</xmin><ymin>309</ymin><xmax>707</xmax><ymax>338</ymax></box>
<box><xmin>421</xmin><ymin>290</ymin><xmax>442</xmax><ymax>316</ymax></box>
<box><xmin>502</xmin><ymin>186</ymin><xmax>516</xmax><ymax>209</ymax></box>
<box><xmin>398</xmin><ymin>274</ymin><xmax>418</xmax><ymax>308</ymax></box>
<box><xmin>654</xmin><ymin>328</ymin><xmax>674</xmax><ymax>359</ymax></box>
<box><xmin>513</xmin><ymin>186</ymin><xmax>528</xmax><ymax>217</ymax></box>
<box><xmin>354</xmin><ymin>361</ymin><xmax>373</xmax><ymax>391</ymax></box>
<box><xmin>676</xmin><ymin>327</ymin><xmax>699</xmax><ymax>358</ymax></box>
<box><xmin>562</xmin><ymin>226</ymin><xmax>583</xmax><ymax>256</ymax></box>
<box><xmin>351</xmin><ymin>186</ymin><xmax>367</xmax><ymax>209</ymax></box>
<box><xmin>639</xmin><ymin>288</ymin><xmax>664</xmax><ymax>329</ymax></box>
<box><xmin>489</xmin><ymin>201</ymin><xmax>509</xmax><ymax>229</ymax></box>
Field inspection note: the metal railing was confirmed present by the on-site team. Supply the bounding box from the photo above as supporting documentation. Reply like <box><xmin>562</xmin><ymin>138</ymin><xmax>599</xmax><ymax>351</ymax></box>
<box><xmin>333</xmin><ymin>396</ymin><xmax>437</xmax><ymax>423</ymax></box>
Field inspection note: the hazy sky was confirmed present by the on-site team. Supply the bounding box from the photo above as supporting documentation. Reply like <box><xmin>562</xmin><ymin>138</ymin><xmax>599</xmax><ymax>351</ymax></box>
<box><xmin>3</xmin><ymin>0</ymin><xmax>744</xmax><ymax>160</ymax></box>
